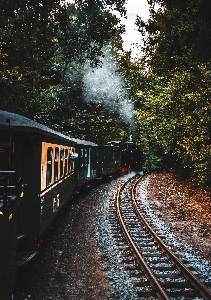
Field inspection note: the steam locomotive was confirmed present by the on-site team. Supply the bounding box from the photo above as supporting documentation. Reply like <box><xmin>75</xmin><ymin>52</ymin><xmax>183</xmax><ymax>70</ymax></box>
<box><xmin>0</xmin><ymin>110</ymin><xmax>142</xmax><ymax>298</ymax></box>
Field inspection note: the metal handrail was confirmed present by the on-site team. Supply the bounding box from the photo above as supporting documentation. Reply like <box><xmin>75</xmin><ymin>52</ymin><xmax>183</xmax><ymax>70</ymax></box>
<box><xmin>0</xmin><ymin>171</ymin><xmax>17</xmax><ymax>207</ymax></box>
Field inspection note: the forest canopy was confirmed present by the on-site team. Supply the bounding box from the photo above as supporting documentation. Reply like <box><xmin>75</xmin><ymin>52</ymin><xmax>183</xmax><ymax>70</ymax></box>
<box><xmin>131</xmin><ymin>0</ymin><xmax>211</xmax><ymax>183</ymax></box>
<box><xmin>0</xmin><ymin>0</ymin><xmax>128</xmax><ymax>141</ymax></box>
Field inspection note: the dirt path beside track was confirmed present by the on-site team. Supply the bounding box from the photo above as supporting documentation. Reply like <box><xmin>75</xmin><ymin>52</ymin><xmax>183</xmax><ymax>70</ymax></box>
<box><xmin>146</xmin><ymin>172</ymin><xmax>211</xmax><ymax>262</ymax></box>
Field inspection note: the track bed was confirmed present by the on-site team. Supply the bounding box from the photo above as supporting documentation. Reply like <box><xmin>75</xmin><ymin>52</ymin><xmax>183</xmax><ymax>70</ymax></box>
<box><xmin>14</xmin><ymin>173</ymin><xmax>211</xmax><ymax>299</ymax></box>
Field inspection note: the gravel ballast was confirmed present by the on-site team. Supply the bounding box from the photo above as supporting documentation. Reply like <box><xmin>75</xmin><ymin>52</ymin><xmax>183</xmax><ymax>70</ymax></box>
<box><xmin>14</xmin><ymin>193</ymin><xmax>111</xmax><ymax>300</ymax></box>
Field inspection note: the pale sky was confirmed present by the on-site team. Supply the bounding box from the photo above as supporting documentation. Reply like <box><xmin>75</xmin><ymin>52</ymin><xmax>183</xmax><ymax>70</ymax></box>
<box><xmin>120</xmin><ymin>0</ymin><xmax>150</xmax><ymax>56</ymax></box>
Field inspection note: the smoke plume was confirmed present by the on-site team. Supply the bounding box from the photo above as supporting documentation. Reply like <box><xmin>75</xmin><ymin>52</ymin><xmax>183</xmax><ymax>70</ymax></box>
<box><xmin>82</xmin><ymin>47</ymin><xmax>134</xmax><ymax>125</ymax></box>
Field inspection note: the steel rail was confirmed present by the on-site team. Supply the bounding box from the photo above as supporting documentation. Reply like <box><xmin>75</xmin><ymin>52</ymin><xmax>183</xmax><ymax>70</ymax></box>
<box><xmin>115</xmin><ymin>177</ymin><xmax>169</xmax><ymax>300</ymax></box>
<box><xmin>132</xmin><ymin>176</ymin><xmax>211</xmax><ymax>300</ymax></box>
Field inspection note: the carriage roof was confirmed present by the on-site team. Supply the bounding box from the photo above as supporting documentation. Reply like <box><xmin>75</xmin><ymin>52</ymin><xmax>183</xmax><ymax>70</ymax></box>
<box><xmin>0</xmin><ymin>110</ymin><xmax>97</xmax><ymax>146</ymax></box>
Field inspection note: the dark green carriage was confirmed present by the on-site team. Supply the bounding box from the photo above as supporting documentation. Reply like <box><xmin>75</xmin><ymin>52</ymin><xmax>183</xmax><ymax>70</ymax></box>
<box><xmin>0</xmin><ymin>110</ymin><xmax>76</xmax><ymax>258</ymax></box>
<box><xmin>73</xmin><ymin>139</ymin><xmax>99</xmax><ymax>190</ymax></box>
<box><xmin>0</xmin><ymin>172</ymin><xmax>18</xmax><ymax>300</ymax></box>
<box><xmin>99</xmin><ymin>144</ymin><xmax>121</xmax><ymax>177</ymax></box>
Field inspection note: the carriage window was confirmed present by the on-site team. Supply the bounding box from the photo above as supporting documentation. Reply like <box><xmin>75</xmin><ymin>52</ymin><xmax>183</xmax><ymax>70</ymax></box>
<box><xmin>54</xmin><ymin>147</ymin><xmax>59</xmax><ymax>181</ymax></box>
<box><xmin>46</xmin><ymin>147</ymin><xmax>52</xmax><ymax>187</ymax></box>
<box><xmin>84</xmin><ymin>149</ymin><xmax>88</xmax><ymax>166</ymax></box>
<box><xmin>64</xmin><ymin>149</ymin><xmax>68</xmax><ymax>175</ymax></box>
<box><xmin>68</xmin><ymin>149</ymin><xmax>73</xmax><ymax>173</ymax></box>
<box><xmin>60</xmin><ymin>148</ymin><xmax>64</xmax><ymax>178</ymax></box>
<box><xmin>71</xmin><ymin>148</ymin><xmax>75</xmax><ymax>172</ymax></box>
<box><xmin>80</xmin><ymin>149</ymin><xmax>84</xmax><ymax>167</ymax></box>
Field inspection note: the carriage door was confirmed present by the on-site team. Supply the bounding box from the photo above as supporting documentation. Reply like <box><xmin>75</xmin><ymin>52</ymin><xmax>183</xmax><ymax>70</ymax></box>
<box><xmin>87</xmin><ymin>148</ymin><xmax>91</xmax><ymax>178</ymax></box>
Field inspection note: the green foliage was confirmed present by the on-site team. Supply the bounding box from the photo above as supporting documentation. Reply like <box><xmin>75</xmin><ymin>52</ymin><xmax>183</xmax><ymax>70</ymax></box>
<box><xmin>0</xmin><ymin>0</ymin><xmax>125</xmax><ymax>117</ymax></box>
<box><xmin>132</xmin><ymin>62</ymin><xmax>211</xmax><ymax>183</ymax></box>
<box><xmin>130</xmin><ymin>0</ymin><xmax>211</xmax><ymax>184</ymax></box>
<box><xmin>0</xmin><ymin>0</ymin><xmax>130</xmax><ymax>144</ymax></box>
<box><xmin>136</xmin><ymin>0</ymin><xmax>211</xmax><ymax>69</ymax></box>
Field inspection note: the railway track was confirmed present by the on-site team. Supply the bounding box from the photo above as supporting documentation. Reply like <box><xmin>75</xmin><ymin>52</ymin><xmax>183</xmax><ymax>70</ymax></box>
<box><xmin>114</xmin><ymin>174</ymin><xmax>211</xmax><ymax>299</ymax></box>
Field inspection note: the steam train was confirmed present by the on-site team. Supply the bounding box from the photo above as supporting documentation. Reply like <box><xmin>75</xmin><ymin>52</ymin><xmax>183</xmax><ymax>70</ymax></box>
<box><xmin>0</xmin><ymin>110</ymin><xmax>142</xmax><ymax>298</ymax></box>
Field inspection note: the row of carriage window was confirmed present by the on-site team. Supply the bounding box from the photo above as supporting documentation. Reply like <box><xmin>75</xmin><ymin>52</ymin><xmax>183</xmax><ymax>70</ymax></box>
<box><xmin>46</xmin><ymin>147</ymin><xmax>75</xmax><ymax>187</ymax></box>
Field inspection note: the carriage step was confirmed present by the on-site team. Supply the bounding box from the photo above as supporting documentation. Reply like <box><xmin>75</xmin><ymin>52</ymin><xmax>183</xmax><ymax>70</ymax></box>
<box><xmin>17</xmin><ymin>251</ymin><xmax>38</xmax><ymax>267</ymax></box>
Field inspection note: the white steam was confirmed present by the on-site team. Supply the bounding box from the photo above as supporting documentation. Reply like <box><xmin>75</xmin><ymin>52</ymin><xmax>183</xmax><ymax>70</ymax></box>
<box><xmin>82</xmin><ymin>48</ymin><xmax>134</xmax><ymax>124</ymax></box>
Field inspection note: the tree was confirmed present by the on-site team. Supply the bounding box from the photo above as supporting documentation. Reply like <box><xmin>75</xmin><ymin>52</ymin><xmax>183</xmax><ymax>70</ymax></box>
<box><xmin>125</xmin><ymin>0</ymin><xmax>211</xmax><ymax>183</ymax></box>
<box><xmin>136</xmin><ymin>0</ymin><xmax>211</xmax><ymax>70</ymax></box>
<box><xmin>0</xmin><ymin>0</ymin><xmax>126</xmax><ymax>120</ymax></box>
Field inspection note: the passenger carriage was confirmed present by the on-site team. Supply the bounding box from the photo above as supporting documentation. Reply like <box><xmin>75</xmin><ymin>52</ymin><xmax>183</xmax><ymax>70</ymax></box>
<box><xmin>0</xmin><ymin>111</ymin><xmax>79</xmax><ymax>261</ymax></box>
